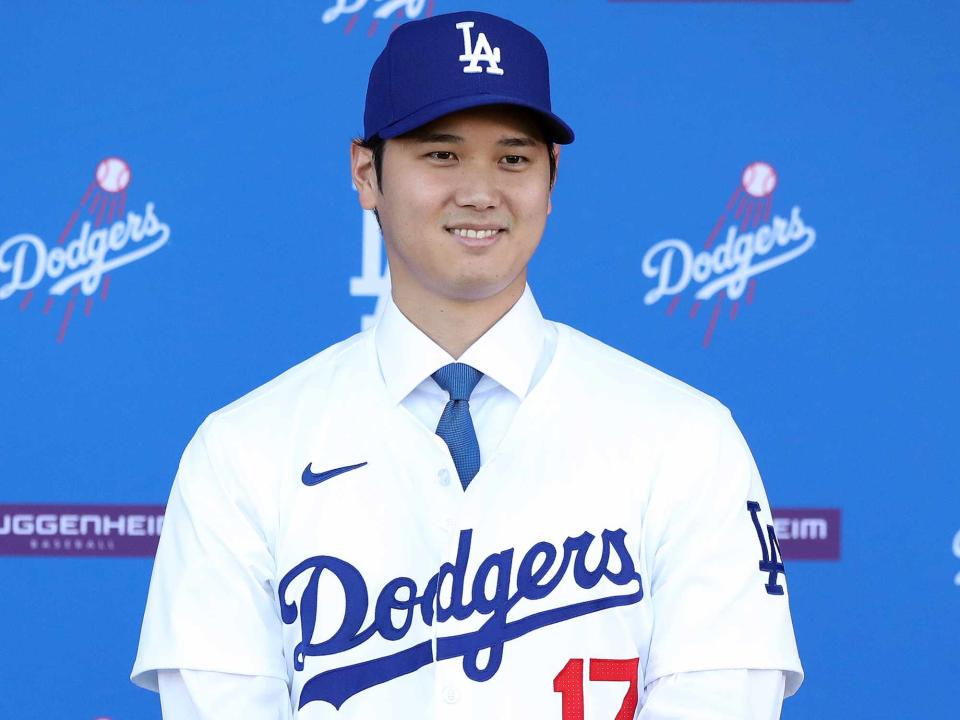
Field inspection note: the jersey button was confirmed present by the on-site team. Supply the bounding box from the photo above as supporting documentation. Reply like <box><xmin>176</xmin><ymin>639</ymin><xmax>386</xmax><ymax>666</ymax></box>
<box><xmin>438</xmin><ymin>469</ymin><xmax>451</xmax><ymax>486</ymax></box>
<box><xmin>440</xmin><ymin>515</ymin><xmax>456</xmax><ymax>533</ymax></box>
<box><xmin>442</xmin><ymin>686</ymin><xmax>460</xmax><ymax>704</ymax></box>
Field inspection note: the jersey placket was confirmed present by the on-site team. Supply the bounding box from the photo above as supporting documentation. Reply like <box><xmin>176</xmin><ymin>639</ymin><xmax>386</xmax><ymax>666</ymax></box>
<box><xmin>431</xmin><ymin>431</ymin><xmax>472</xmax><ymax>720</ymax></box>
<box><xmin>382</xmin><ymin>396</ymin><xmax>473</xmax><ymax>718</ymax></box>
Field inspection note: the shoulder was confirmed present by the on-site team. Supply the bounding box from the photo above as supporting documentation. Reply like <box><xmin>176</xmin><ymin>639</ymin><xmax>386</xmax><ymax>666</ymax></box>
<box><xmin>172</xmin><ymin>330</ymin><xmax>377</xmax><ymax>518</ymax></box>
<box><xmin>547</xmin><ymin>322</ymin><xmax>745</xmax><ymax>478</ymax></box>
<box><xmin>199</xmin><ymin>329</ymin><xmax>375</xmax><ymax>446</ymax></box>
<box><xmin>553</xmin><ymin>321</ymin><xmax>730</xmax><ymax>423</ymax></box>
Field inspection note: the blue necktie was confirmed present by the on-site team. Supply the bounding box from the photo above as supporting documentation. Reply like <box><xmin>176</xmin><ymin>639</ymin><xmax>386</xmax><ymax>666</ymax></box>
<box><xmin>432</xmin><ymin>362</ymin><xmax>483</xmax><ymax>490</ymax></box>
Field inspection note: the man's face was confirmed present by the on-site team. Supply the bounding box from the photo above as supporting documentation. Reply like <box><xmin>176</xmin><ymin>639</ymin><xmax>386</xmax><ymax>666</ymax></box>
<box><xmin>352</xmin><ymin>105</ymin><xmax>556</xmax><ymax>305</ymax></box>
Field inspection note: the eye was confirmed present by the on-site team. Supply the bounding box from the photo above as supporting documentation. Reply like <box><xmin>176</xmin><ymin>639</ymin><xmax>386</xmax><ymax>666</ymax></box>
<box><xmin>501</xmin><ymin>155</ymin><xmax>529</xmax><ymax>167</ymax></box>
<box><xmin>427</xmin><ymin>151</ymin><xmax>456</xmax><ymax>161</ymax></box>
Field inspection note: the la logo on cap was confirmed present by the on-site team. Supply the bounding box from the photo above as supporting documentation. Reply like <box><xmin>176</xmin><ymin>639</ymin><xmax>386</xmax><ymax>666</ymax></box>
<box><xmin>456</xmin><ymin>21</ymin><xmax>504</xmax><ymax>75</ymax></box>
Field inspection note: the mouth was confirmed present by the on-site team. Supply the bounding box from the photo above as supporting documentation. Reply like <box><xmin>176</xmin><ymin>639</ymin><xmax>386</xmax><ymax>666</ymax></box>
<box><xmin>445</xmin><ymin>226</ymin><xmax>507</xmax><ymax>247</ymax></box>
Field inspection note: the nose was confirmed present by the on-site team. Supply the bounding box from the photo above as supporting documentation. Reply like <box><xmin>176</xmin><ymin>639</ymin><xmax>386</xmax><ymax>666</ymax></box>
<box><xmin>454</xmin><ymin>162</ymin><xmax>501</xmax><ymax>211</ymax></box>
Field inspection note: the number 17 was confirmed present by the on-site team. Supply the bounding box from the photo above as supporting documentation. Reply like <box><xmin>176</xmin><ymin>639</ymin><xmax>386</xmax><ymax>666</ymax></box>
<box><xmin>553</xmin><ymin>657</ymin><xmax>639</xmax><ymax>719</ymax></box>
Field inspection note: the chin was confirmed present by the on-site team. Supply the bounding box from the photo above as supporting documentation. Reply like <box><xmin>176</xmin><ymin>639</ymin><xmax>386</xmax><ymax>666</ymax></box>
<box><xmin>441</xmin><ymin>273</ymin><xmax>522</xmax><ymax>303</ymax></box>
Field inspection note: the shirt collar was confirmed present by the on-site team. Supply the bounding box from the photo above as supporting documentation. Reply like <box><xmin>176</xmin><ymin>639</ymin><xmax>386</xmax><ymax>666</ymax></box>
<box><xmin>375</xmin><ymin>285</ymin><xmax>547</xmax><ymax>405</ymax></box>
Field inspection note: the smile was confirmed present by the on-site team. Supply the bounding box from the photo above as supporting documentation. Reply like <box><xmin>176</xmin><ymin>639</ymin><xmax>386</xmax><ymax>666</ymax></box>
<box><xmin>446</xmin><ymin>227</ymin><xmax>504</xmax><ymax>240</ymax></box>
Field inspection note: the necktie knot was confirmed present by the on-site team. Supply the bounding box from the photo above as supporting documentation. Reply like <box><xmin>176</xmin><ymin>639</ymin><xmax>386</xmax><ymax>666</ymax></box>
<box><xmin>432</xmin><ymin>363</ymin><xmax>483</xmax><ymax>402</ymax></box>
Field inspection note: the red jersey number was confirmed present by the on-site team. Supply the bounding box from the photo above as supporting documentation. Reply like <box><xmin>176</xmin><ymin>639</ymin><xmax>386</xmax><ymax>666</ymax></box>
<box><xmin>553</xmin><ymin>657</ymin><xmax>639</xmax><ymax>719</ymax></box>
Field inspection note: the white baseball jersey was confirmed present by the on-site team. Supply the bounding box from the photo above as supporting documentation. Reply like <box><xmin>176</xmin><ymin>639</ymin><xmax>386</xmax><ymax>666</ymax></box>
<box><xmin>133</xmin><ymin>287</ymin><xmax>802</xmax><ymax>719</ymax></box>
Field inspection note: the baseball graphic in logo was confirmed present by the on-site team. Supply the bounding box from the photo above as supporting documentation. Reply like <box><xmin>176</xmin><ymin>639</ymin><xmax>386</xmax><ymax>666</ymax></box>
<box><xmin>95</xmin><ymin>157</ymin><xmax>132</xmax><ymax>194</ymax></box>
<box><xmin>741</xmin><ymin>161</ymin><xmax>777</xmax><ymax>199</ymax></box>
<box><xmin>641</xmin><ymin>161</ymin><xmax>816</xmax><ymax>347</ymax></box>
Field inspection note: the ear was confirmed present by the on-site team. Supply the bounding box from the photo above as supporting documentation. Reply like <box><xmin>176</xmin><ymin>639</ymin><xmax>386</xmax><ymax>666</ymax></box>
<box><xmin>547</xmin><ymin>144</ymin><xmax>560</xmax><ymax>216</ymax></box>
<box><xmin>351</xmin><ymin>142</ymin><xmax>380</xmax><ymax>210</ymax></box>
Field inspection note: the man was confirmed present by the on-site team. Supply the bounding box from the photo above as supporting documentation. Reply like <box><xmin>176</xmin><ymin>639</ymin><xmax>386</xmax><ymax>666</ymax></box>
<box><xmin>133</xmin><ymin>10</ymin><xmax>802</xmax><ymax>719</ymax></box>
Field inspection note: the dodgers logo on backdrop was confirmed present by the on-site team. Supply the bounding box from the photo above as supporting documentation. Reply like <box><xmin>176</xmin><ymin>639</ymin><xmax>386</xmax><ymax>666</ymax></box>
<box><xmin>0</xmin><ymin>157</ymin><xmax>170</xmax><ymax>342</ymax></box>
<box><xmin>321</xmin><ymin>0</ymin><xmax>434</xmax><ymax>35</ymax></box>
<box><xmin>641</xmin><ymin>162</ymin><xmax>816</xmax><ymax>347</ymax></box>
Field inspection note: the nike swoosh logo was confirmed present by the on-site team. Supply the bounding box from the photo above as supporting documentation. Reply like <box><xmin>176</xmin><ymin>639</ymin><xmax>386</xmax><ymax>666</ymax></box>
<box><xmin>302</xmin><ymin>461</ymin><xmax>368</xmax><ymax>487</ymax></box>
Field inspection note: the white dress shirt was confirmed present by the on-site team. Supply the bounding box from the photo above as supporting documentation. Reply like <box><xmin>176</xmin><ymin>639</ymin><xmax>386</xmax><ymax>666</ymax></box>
<box><xmin>155</xmin><ymin>286</ymin><xmax>787</xmax><ymax>718</ymax></box>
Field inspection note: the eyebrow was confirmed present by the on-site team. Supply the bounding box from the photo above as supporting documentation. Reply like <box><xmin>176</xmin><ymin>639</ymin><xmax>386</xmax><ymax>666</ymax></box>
<box><xmin>498</xmin><ymin>136</ymin><xmax>540</xmax><ymax>148</ymax></box>
<box><xmin>409</xmin><ymin>131</ymin><xmax>464</xmax><ymax>144</ymax></box>
<box><xmin>408</xmin><ymin>131</ymin><xmax>541</xmax><ymax>147</ymax></box>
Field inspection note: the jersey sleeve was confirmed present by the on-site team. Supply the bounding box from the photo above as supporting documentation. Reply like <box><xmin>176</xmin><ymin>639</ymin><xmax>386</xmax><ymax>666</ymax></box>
<box><xmin>638</xmin><ymin>668</ymin><xmax>785</xmax><ymax>719</ymax></box>
<box><xmin>641</xmin><ymin>405</ymin><xmax>803</xmax><ymax>697</ymax></box>
<box><xmin>132</xmin><ymin>417</ymin><xmax>287</xmax><ymax>692</ymax></box>
<box><xmin>158</xmin><ymin>670</ymin><xmax>293</xmax><ymax>720</ymax></box>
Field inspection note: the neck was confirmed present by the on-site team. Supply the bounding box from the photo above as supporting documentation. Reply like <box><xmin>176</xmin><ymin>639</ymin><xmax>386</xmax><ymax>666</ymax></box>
<box><xmin>391</xmin><ymin>276</ymin><xmax>526</xmax><ymax>358</ymax></box>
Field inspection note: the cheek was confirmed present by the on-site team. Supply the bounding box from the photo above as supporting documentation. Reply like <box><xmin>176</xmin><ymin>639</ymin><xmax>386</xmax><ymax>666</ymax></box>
<box><xmin>379</xmin><ymin>192</ymin><xmax>427</xmax><ymax>238</ymax></box>
<box><xmin>507</xmin><ymin>170</ymin><xmax>551</xmax><ymax>208</ymax></box>
<box><xmin>512</xmin><ymin>185</ymin><xmax>552</xmax><ymax>231</ymax></box>
<box><xmin>384</xmin><ymin>182</ymin><xmax>446</xmax><ymax>229</ymax></box>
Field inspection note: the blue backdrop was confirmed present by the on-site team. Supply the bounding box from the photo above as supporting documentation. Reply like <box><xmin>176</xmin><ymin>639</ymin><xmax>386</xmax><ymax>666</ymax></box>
<box><xmin>2</xmin><ymin>1</ymin><xmax>957</xmax><ymax>718</ymax></box>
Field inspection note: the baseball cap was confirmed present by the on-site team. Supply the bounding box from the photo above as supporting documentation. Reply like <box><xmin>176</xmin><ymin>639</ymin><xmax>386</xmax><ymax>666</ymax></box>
<box><xmin>363</xmin><ymin>11</ymin><xmax>574</xmax><ymax>144</ymax></box>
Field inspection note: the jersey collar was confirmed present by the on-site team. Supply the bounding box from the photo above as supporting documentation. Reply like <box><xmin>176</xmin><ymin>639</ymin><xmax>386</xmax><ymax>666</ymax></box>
<box><xmin>375</xmin><ymin>285</ymin><xmax>547</xmax><ymax>405</ymax></box>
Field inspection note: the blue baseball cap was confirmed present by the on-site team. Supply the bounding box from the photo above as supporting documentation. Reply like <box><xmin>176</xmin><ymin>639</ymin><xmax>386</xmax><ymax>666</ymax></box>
<box><xmin>363</xmin><ymin>11</ymin><xmax>574</xmax><ymax>144</ymax></box>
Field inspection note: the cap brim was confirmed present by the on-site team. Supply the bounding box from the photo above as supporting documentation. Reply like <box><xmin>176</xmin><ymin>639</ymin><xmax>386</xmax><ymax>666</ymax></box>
<box><xmin>373</xmin><ymin>94</ymin><xmax>574</xmax><ymax>144</ymax></box>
